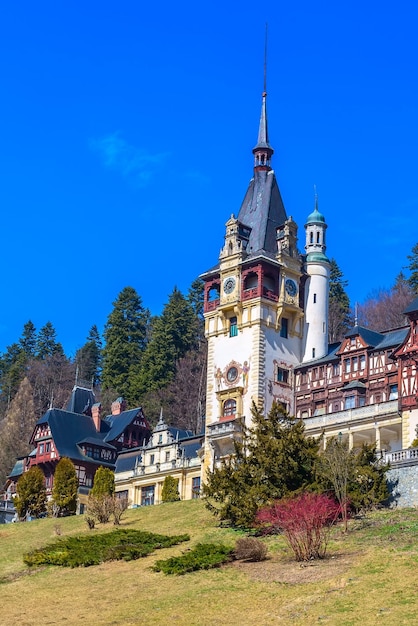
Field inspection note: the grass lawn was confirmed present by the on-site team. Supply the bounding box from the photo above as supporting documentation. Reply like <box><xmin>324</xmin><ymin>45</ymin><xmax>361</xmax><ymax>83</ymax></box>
<box><xmin>0</xmin><ymin>500</ymin><xmax>417</xmax><ymax>625</ymax></box>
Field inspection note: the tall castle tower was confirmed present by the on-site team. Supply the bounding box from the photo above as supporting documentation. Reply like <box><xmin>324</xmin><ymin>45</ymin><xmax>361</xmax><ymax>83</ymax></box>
<box><xmin>302</xmin><ymin>197</ymin><xmax>330</xmax><ymax>362</ymax></box>
<box><xmin>201</xmin><ymin>89</ymin><xmax>308</xmax><ymax>470</ymax></box>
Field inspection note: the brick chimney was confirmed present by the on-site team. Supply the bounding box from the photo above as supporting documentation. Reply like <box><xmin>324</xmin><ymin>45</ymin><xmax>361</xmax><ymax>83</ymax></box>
<box><xmin>111</xmin><ymin>397</ymin><xmax>127</xmax><ymax>416</ymax></box>
<box><xmin>91</xmin><ymin>403</ymin><xmax>102</xmax><ymax>432</ymax></box>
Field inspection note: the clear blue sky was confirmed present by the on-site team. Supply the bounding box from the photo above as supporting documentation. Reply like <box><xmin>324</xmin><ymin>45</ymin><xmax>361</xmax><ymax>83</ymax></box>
<box><xmin>1</xmin><ymin>1</ymin><xmax>417</xmax><ymax>356</ymax></box>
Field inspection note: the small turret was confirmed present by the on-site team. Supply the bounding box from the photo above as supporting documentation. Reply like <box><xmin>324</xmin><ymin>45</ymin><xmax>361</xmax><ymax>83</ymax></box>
<box><xmin>302</xmin><ymin>194</ymin><xmax>330</xmax><ymax>362</ymax></box>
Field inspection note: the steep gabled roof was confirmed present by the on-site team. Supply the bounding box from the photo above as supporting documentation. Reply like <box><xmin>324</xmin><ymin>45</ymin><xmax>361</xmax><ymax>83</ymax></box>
<box><xmin>64</xmin><ymin>385</ymin><xmax>96</xmax><ymax>416</ymax></box>
<box><xmin>404</xmin><ymin>296</ymin><xmax>418</xmax><ymax>314</ymax></box>
<box><xmin>103</xmin><ymin>408</ymin><xmax>148</xmax><ymax>443</ymax></box>
<box><xmin>38</xmin><ymin>409</ymin><xmax>114</xmax><ymax>467</ymax></box>
<box><xmin>237</xmin><ymin>170</ymin><xmax>287</xmax><ymax>256</ymax></box>
<box><xmin>375</xmin><ymin>327</ymin><xmax>408</xmax><ymax>351</ymax></box>
<box><xmin>344</xmin><ymin>325</ymin><xmax>384</xmax><ymax>347</ymax></box>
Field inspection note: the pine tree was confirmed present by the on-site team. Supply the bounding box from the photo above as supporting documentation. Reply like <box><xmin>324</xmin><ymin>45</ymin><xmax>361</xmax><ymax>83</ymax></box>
<box><xmin>51</xmin><ymin>457</ymin><xmax>78</xmax><ymax>516</ymax></box>
<box><xmin>203</xmin><ymin>402</ymin><xmax>319</xmax><ymax>527</ymax></box>
<box><xmin>36</xmin><ymin>322</ymin><xmax>64</xmax><ymax>359</ymax></box>
<box><xmin>136</xmin><ymin>287</ymin><xmax>198</xmax><ymax>398</ymax></box>
<box><xmin>75</xmin><ymin>325</ymin><xmax>103</xmax><ymax>385</ymax></box>
<box><xmin>19</xmin><ymin>320</ymin><xmax>37</xmax><ymax>358</ymax></box>
<box><xmin>407</xmin><ymin>242</ymin><xmax>418</xmax><ymax>294</ymax></box>
<box><xmin>328</xmin><ymin>259</ymin><xmax>351</xmax><ymax>342</ymax></box>
<box><xmin>102</xmin><ymin>287</ymin><xmax>150</xmax><ymax>404</ymax></box>
<box><xmin>14</xmin><ymin>466</ymin><xmax>47</xmax><ymax>520</ymax></box>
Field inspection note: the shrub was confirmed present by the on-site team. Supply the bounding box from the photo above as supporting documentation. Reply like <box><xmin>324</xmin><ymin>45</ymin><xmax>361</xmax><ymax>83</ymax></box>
<box><xmin>86</xmin><ymin>494</ymin><xmax>114</xmax><ymax>524</ymax></box>
<box><xmin>256</xmin><ymin>492</ymin><xmax>340</xmax><ymax>561</ymax></box>
<box><xmin>51</xmin><ymin>457</ymin><xmax>78</xmax><ymax>516</ymax></box>
<box><xmin>234</xmin><ymin>537</ymin><xmax>267</xmax><ymax>562</ymax></box>
<box><xmin>112</xmin><ymin>496</ymin><xmax>129</xmax><ymax>525</ymax></box>
<box><xmin>152</xmin><ymin>543</ymin><xmax>233</xmax><ymax>575</ymax></box>
<box><xmin>14</xmin><ymin>466</ymin><xmax>47</xmax><ymax>520</ymax></box>
<box><xmin>161</xmin><ymin>476</ymin><xmax>180</xmax><ymax>502</ymax></box>
<box><xmin>24</xmin><ymin>529</ymin><xmax>190</xmax><ymax>568</ymax></box>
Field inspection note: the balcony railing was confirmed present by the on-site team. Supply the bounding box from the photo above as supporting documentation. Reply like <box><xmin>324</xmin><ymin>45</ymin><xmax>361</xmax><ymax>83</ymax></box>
<box><xmin>303</xmin><ymin>400</ymin><xmax>399</xmax><ymax>429</ymax></box>
<box><xmin>385</xmin><ymin>447</ymin><xmax>418</xmax><ymax>466</ymax></box>
<box><xmin>207</xmin><ymin>417</ymin><xmax>243</xmax><ymax>438</ymax></box>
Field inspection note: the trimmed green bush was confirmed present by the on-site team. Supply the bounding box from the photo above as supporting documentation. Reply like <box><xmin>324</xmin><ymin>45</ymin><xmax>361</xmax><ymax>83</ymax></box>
<box><xmin>24</xmin><ymin>529</ymin><xmax>190</xmax><ymax>568</ymax></box>
<box><xmin>152</xmin><ymin>543</ymin><xmax>233</xmax><ymax>575</ymax></box>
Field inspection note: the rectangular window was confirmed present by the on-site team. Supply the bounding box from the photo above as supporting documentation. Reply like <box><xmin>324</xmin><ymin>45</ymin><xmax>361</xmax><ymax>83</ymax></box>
<box><xmin>312</xmin><ymin>348</ymin><xmax>315</xmax><ymax>358</ymax></box>
<box><xmin>353</xmin><ymin>357</ymin><xmax>358</xmax><ymax>372</ymax></box>
<box><xmin>192</xmin><ymin>477</ymin><xmax>201</xmax><ymax>499</ymax></box>
<box><xmin>141</xmin><ymin>485</ymin><xmax>155</xmax><ymax>506</ymax></box>
<box><xmin>158</xmin><ymin>434</ymin><xmax>163</xmax><ymax>444</ymax></box>
<box><xmin>280</xmin><ymin>317</ymin><xmax>288</xmax><ymax>338</ymax></box>
<box><xmin>277</xmin><ymin>367</ymin><xmax>289</xmax><ymax>384</ymax></box>
<box><xmin>359</xmin><ymin>396</ymin><xmax>366</xmax><ymax>407</ymax></box>
<box><xmin>313</xmin><ymin>294</ymin><xmax>317</xmax><ymax>303</ymax></box>
<box><xmin>333</xmin><ymin>363</ymin><xmax>340</xmax><ymax>376</ymax></box>
<box><xmin>39</xmin><ymin>443</ymin><xmax>44</xmax><ymax>454</ymax></box>
<box><xmin>344</xmin><ymin>395</ymin><xmax>355</xmax><ymax>409</ymax></box>
<box><xmin>389</xmin><ymin>384</ymin><xmax>398</xmax><ymax>400</ymax></box>
<box><xmin>150</xmin><ymin>454</ymin><xmax>155</xmax><ymax>465</ymax></box>
<box><xmin>344</xmin><ymin>359</ymin><xmax>351</xmax><ymax>374</ymax></box>
<box><xmin>360</xmin><ymin>355</ymin><xmax>366</xmax><ymax>370</ymax></box>
<box><xmin>165</xmin><ymin>451</ymin><xmax>170</xmax><ymax>462</ymax></box>
<box><xmin>229</xmin><ymin>316</ymin><xmax>238</xmax><ymax>337</ymax></box>
<box><xmin>46</xmin><ymin>442</ymin><xmax>51</xmax><ymax>453</ymax></box>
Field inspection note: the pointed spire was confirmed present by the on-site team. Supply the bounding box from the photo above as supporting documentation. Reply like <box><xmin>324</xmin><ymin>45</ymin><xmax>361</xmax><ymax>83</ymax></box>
<box><xmin>253</xmin><ymin>25</ymin><xmax>274</xmax><ymax>170</ymax></box>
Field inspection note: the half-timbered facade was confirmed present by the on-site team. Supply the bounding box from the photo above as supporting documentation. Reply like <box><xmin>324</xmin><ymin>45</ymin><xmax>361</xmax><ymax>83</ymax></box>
<box><xmin>7</xmin><ymin>386</ymin><xmax>151</xmax><ymax>510</ymax></box>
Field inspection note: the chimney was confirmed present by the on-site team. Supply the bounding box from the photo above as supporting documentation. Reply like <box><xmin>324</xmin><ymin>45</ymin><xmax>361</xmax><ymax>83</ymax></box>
<box><xmin>92</xmin><ymin>403</ymin><xmax>102</xmax><ymax>432</ymax></box>
<box><xmin>111</xmin><ymin>397</ymin><xmax>127</xmax><ymax>416</ymax></box>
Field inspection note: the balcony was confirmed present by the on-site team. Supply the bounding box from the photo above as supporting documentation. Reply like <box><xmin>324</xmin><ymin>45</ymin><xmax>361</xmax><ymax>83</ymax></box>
<box><xmin>207</xmin><ymin>417</ymin><xmax>243</xmax><ymax>439</ymax></box>
<box><xmin>385</xmin><ymin>447</ymin><xmax>418</xmax><ymax>467</ymax></box>
<box><xmin>303</xmin><ymin>400</ymin><xmax>400</xmax><ymax>430</ymax></box>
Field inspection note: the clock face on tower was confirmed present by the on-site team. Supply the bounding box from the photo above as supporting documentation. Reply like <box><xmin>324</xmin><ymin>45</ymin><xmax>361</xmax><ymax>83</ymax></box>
<box><xmin>223</xmin><ymin>276</ymin><xmax>236</xmax><ymax>294</ymax></box>
<box><xmin>285</xmin><ymin>279</ymin><xmax>297</xmax><ymax>297</ymax></box>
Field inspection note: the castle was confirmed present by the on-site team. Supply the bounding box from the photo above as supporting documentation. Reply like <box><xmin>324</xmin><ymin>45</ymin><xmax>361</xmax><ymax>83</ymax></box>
<box><xmin>3</xmin><ymin>86</ymin><xmax>418</xmax><ymax>515</ymax></box>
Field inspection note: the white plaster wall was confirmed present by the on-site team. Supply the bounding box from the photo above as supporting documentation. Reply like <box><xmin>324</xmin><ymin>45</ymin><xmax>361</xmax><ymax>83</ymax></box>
<box><xmin>303</xmin><ymin>263</ymin><xmax>329</xmax><ymax>362</ymax></box>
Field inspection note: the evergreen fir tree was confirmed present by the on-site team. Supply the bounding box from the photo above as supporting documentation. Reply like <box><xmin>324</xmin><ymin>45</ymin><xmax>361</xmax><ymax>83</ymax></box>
<box><xmin>14</xmin><ymin>466</ymin><xmax>47</xmax><ymax>520</ymax></box>
<box><xmin>203</xmin><ymin>402</ymin><xmax>319</xmax><ymax>527</ymax></box>
<box><xmin>161</xmin><ymin>475</ymin><xmax>180</xmax><ymax>502</ymax></box>
<box><xmin>407</xmin><ymin>242</ymin><xmax>418</xmax><ymax>294</ymax></box>
<box><xmin>136</xmin><ymin>287</ymin><xmax>198</xmax><ymax>398</ymax></box>
<box><xmin>328</xmin><ymin>258</ymin><xmax>351</xmax><ymax>342</ymax></box>
<box><xmin>19</xmin><ymin>320</ymin><xmax>37</xmax><ymax>358</ymax></box>
<box><xmin>51</xmin><ymin>457</ymin><xmax>78</xmax><ymax>516</ymax></box>
<box><xmin>90</xmin><ymin>466</ymin><xmax>115</xmax><ymax>498</ymax></box>
<box><xmin>102</xmin><ymin>287</ymin><xmax>150</xmax><ymax>405</ymax></box>
<box><xmin>75</xmin><ymin>325</ymin><xmax>103</xmax><ymax>385</ymax></box>
<box><xmin>36</xmin><ymin>322</ymin><xmax>64</xmax><ymax>359</ymax></box>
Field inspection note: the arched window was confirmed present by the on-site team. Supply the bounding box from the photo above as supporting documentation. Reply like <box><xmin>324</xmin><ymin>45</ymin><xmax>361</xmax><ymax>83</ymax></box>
<box><xmin>223</xmin><ymin>399</ymin><xmax>236</xmax><ymax>418</ymax></box>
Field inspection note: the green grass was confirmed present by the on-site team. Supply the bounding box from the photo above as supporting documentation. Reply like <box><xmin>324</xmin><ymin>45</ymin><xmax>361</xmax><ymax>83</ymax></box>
<box><xmin>0</xmin><ymin>501</ymin><xmax>417</xmax><ymax>625</ymax></box>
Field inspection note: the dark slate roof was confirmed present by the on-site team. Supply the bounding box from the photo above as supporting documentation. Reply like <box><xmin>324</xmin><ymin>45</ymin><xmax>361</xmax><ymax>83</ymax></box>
<box><xmin>345</xmin><ymin>326</ymin><xmax>384</xmax><ymax>347</ymax></box>
<box><xmin>103</xmin><ymin>408</ymin><xmax>148</xmax><ymax>443</ymax></box>
<box><xmin>39</xmin><ymin>409</ymin><xmax>114</xmax><ymax>467</ymax></box>
<box><xmin>180</xmin><ymin>441</ymin><xmax>201</xmax><ymax>459</ymax></box>
<box><xmin>115</xmin><ymin>449</ymin><xmax>143</xmax><ymax>473</ymax></box>
<box><xmin>77</xmin><ymin>437</ymin><xmax>116</xmax><ymax>450</ymax></box>
<box><xmin>404</xmin><ymin>296</ymin><xmax>418</xmax><ymax>314</ymax></box>
<box><xmin>7</xmin><ymin>458</ymin><xmax>25</xmax><ymax>479</ymax></box>
<box><xmin>294</xmin><ymin>342</ymin><xmax>341</xmax><ymax>369</ymax></box>
<box><xmin>64</xmin><ymin>386</ymin><xmax>96</xmax><ymax>415</ymax></box>
<box><xmin>374</xmin><ymin>328</ymin><xmax>408</xmax><ymax>351</ymax></box>
<box><xmin>167</xmin><ymin>427</ymin><xmax>194</xmax><ymax>441</ymax></box>
<box><xmin>344</xmin><ymin>380</ymin><xmax>367</xmax><ymax>390</ymax></box>
<box><xmin>237</xmin><ymin>170</ymin><xmax>287</xmax><ymax>255</ymax></box>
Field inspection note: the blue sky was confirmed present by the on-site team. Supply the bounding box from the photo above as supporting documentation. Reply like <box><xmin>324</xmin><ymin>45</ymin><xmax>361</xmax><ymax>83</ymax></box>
<box><xmin>1</xmin><ymin>1</ymin><xmax>417</xmax><ymax>356</ymax></box>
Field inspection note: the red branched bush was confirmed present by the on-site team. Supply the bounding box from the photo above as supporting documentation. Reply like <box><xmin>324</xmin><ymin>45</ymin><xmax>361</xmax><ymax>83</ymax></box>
<box><xmin>256</xmin><ymin>492</ymin><xmax>341</xmax><ymax>561</ymax></box>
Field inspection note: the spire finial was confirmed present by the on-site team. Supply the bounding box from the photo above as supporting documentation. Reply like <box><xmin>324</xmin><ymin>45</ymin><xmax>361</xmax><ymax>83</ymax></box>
<box><xmin>263</xmin><ymin>22</ymin><xmax>268</xmax><ymax>95</ymax></box>
<box><xmin>253</xmin><ymin>26</ymin><xmax>273</xmax><ymax>169</ymax></box>
<box><xmin>314</xmin><ymin>184</ymin><xmax>318</xmax><ymax>211</ymax></box>
<box><xmin>355</xmin><ymin>302</ymin><xmax>359</xmax><ymax>326</ymax></box>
